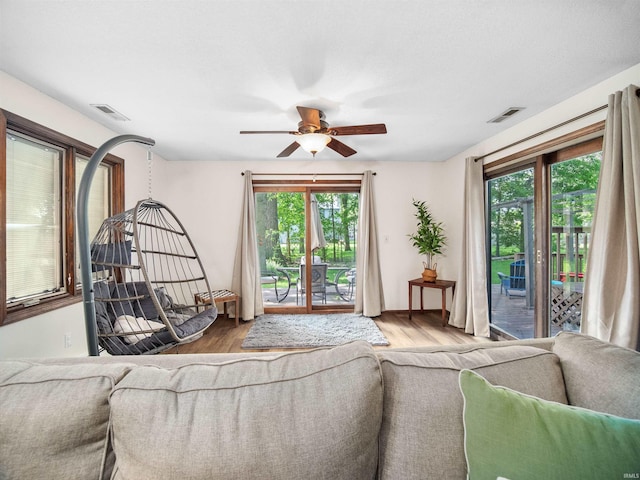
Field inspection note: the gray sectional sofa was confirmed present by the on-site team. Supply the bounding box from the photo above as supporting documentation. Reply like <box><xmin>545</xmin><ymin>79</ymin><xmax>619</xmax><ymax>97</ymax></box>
<box><xmin>1</xmin><ymin>332</ymin><xmax>639</xmax><ymax>479</ymax></box>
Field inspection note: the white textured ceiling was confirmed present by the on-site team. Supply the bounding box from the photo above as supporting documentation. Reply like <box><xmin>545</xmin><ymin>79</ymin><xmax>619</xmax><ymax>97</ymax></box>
<box><xmin>1</xmin><ymin>0</ymin><xmax>640</xmax><ymax>162</ymax></box>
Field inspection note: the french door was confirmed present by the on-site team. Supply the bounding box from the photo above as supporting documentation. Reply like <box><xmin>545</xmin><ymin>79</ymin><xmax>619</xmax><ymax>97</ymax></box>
<box><xmin>254</xmin><ymin>185</ymin><xmax>359</xmax><ymax>313</ymax></box>
<box><xmin>486</xmin><ymin>137</ymin><xmax>602</xmax><ymax>339</ymax></box>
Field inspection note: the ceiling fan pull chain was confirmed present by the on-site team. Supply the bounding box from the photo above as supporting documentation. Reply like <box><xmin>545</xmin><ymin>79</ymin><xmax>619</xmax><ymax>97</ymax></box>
<box><xmin>147</xmin><ymin>148</ymin><xmax>153</xmax><ymax>199</ymax></box>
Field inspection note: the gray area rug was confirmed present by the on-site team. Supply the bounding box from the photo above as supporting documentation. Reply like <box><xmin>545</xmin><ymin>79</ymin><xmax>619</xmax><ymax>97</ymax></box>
<box><xmin>242</xmin><ymin>313</ymin><xmax>389</xmax><ymax>349</ymax></box>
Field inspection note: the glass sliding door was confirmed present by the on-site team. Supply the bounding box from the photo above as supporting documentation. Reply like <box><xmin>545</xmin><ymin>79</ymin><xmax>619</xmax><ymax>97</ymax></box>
<box><xmin>549</xmin><ymin>151</ymin><xmax>600</xmax><ymax>334</ymax></box>
<box><xmin>488</xmin><ymin>168</ymin><xmax>536</xmax><ymax>338</ymax></box>
<box><xmin>486</xmin><ymin>135</ymin><xmax>602</xmax><ymax>339</ymax></box>
<box><xmin>307</xmin><ymin>192</ymin><xmax>359</xmax><ymax>308</ymax></box>
<box><xmin>255</xmin><ymin>190</ymin><xmax>305</xmax><ymax>307</ymax></box>
<box><xmin>254</xmin><ymin>187</ymin><xmax>358</xmax><ymax>312</ymax></box>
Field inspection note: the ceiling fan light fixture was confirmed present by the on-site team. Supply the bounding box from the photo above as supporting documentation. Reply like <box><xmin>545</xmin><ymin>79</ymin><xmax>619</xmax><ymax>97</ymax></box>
<box><xmin>296</xmin><ymin>133</ymin><xmax>331</xmax><ymax>156</ymax></box>
<box><xmin>240</xmin><ymin>106</ymin><xmax>386</xmax><ymax>158</ymax></box>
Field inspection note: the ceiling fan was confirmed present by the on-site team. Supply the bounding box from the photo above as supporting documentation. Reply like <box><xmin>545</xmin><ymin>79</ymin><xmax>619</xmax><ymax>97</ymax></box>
<box><xmin>240</xmin><ymin>106</ymin><xmax>387</xmax><ymax>157</ymax></box>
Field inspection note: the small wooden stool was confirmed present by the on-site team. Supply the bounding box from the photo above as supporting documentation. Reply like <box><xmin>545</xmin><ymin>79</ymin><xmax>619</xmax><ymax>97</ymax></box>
<box><xmin>194</xmin><ymin>289</ymin><xmax>240</xmax><ymax>327</ymax></box>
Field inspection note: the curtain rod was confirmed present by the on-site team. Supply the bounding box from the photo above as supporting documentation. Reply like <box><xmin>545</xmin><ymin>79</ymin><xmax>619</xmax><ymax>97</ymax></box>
<box><xmin>241</xmin><ymin>172</ymin><xmax>376</xmax><ymax>176</ymax></box>
<box><xmin>474</xmin><ymin>103</ymin><xmax>608</xmax><ymax>162</ymax></box>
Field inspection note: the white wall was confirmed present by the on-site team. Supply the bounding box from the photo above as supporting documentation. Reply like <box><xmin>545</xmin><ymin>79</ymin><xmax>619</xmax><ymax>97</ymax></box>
<box><xmin>161</xmin><ymin>159</ymin><xmax>458</xmax><ymax>312</ymax></box>
<box><xmin>1</xmin><ymin>63</ymin><xmax>638</xmax><ymax>358</ymax></box>
<box><xmin>0</xmin><ymin>72</ymin><xmax>170</xmax><ymax>358</ymax></box>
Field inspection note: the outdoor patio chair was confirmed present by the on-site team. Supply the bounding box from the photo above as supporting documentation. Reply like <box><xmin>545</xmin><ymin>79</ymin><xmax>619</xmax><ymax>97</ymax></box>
<box><xmin>261</xmin><ymin>269</ymin><xmax>291</xmax><ymax>303</ymax></box>
<box><xmin>335</xmin><ymin>267</ymin><xmax>356</xmax><ymax>301</ymax></box>
<box><xmin>497</xmin><ymin>259</ymin><xmax>526</xmax><ymax>298</ymax></box>
<box><xmin>296</xmin><ymin>263</ymin><xmax>328</xmax><ymax>304</ymax></box>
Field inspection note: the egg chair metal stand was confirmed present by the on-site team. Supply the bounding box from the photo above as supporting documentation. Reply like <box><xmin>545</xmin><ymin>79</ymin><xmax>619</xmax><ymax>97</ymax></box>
<box><xmin>78</xmin><ymin>135</ymin><xmax>217</xmax><ymax>355</ymax></box>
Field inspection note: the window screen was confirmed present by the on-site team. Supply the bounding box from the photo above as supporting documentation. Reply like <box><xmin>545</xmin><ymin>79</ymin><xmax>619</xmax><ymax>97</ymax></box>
<box><xmin>6</xmin><ymin>133</ymin><xmax>63</xmax><ymax>303</ymax></box>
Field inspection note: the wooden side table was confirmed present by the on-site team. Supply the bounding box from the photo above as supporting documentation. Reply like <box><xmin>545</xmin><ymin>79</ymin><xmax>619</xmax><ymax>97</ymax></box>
<box><xmin>408</xmin><ymin>278</ymin><xmax>456</xmax><ymax>326</ymax></box>
<box><xmin>194</xmin><ymin>289</ymin><xmax>240</xmax><ymax>327</ymax></box>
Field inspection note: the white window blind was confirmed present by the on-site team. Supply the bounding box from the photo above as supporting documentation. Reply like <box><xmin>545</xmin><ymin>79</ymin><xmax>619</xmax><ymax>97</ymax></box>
<box><xmin>75</xmin><ymin>156</ymin><xmax>111</xmax><ymax>282</ymax></box>
<box><xmin>6</xmin><ymin>133</ymin><xmax>63</xmax><ymax>303</ymax></box>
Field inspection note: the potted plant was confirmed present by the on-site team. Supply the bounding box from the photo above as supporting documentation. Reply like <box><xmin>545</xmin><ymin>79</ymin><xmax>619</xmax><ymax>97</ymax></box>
<box><xmin>408</xmin><ymin>199</ymin><xmax>447</xmax><ymax>282</ymax></box>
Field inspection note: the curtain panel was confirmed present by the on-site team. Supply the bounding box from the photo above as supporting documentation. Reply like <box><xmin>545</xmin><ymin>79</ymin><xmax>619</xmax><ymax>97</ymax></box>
<box><xmin>355</xmin><ymin>170</ymin><xmax>385</xmax><ymax>317</ymax></box>
<box><xmin>231</xmin><ymin>170</ymin><xmax>264</xmax><ymax>320</ymax></box>
<box><xmin>582</xmin><ymin>84</ymin><xmax>640</xmax><ymax>350</ymax></box>
<box><xmin>449</xmin><ymin>157</ymin><xmax>490</xmax><ymax>336</ymax></box>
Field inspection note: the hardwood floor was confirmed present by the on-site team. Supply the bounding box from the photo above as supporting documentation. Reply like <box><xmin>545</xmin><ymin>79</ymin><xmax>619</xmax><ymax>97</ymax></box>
<box><xmin>167</xmin><ymin>310</ymin><xmax>492</xmax><ymax>354</ymax></box>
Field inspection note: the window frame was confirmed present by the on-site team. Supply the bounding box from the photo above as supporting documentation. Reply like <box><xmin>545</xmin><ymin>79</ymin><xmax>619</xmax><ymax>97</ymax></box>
<box><xmin>0</xmin><ymin>109</ymin><xmax>125</xmax><ymax>326</ymax></box>
<box><xmin>484</xmin><ymin>123</ymin><xmax>604</xmax><ymax>339</ymax></box>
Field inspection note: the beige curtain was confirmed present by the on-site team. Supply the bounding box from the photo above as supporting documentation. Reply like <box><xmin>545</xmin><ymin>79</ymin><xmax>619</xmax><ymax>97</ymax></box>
<box><xmin>449</xmin><ymin>157</ymin><xmax>490</xmax><ymax>336</ymax></box>
<box><xmin>231</xmin><ymin>170</ymin><xmax>264</xmax><ymax>320</ymax></box>
<box><xmin>582</xmin><ymin>85</ymin><xmax>640</xmax><ymax>350</ymax></box>
<box><xmin>355</xmin><ymin>170</ymin><xmax>385</xmax><ymax>316</ymax></box>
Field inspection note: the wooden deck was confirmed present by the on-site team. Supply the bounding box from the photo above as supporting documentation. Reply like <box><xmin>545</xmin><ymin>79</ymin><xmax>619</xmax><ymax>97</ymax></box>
<box><xmin>490</xmin><ymin>284</ymin><xmax>580</xmax><ymax>339</ymax></box>
<box><xmin>490</xmin><ymin>284</ymin><xmax>535</xmax><ymax>338</ymax></box>
<box><xmin>166</xmin><ymin>310</ymin><xmax>492</xmax><ymax>354</ymax></box>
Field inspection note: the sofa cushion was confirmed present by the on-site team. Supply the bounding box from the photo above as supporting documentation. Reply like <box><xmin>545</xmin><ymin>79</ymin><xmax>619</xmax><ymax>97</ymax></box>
<box><xmin>552</xmin><ymin>331</ymin><xmax>640</xmax><ymax>418</ymax></box>
<box><xmin>459</xmin><ymin>369</ymin><xmax>640</xmax><ymax>480</ymax></box>
<box><xmin>108</xmin><ymin>341</ymin><xmax>383</xmax><ymax>480</ymax></box>
<box><xmin>0</xmin><ymin>361</ymin><xmax>133</xmax><ymax>480</ymax></box>
<box><xmin>377</xmin><ymin>345</ymin><xmax>567</xmax><ymax>480</ymax></box>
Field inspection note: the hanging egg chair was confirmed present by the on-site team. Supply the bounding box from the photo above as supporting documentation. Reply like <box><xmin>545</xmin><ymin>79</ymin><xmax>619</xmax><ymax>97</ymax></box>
<box><xmin>89</xmin><ymin>198</ymin><xmax>217</xmax><ymax>355</ymax></box>
<box><xmin>78</xmin><ymin>135</ymin><xmax>217</xmax><ymax>355</ymax></box>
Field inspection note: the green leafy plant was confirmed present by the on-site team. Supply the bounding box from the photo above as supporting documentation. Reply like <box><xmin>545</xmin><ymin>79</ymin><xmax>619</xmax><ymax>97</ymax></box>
<box><xmin>408</xmin><ymin>199</ymin><xmax>447</xmax><ymax>270</ymax></box>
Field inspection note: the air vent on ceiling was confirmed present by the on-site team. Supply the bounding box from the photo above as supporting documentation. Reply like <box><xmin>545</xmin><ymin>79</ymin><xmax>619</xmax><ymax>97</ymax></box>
<box><xmin>487</xmin><ymin>107</ymin><xmax>525</xmax><ymax>124</ymax></box>
<box><xmin>90</xmin><ymin>104</ymin><xmax>130</xmax><ymax>121</ymax></box>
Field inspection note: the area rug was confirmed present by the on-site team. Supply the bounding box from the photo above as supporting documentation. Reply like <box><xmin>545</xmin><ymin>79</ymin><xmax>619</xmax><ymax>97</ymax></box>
<box><xmin>241</xmin><ymin>313</ymin><xmax>389</xmax><ymax>349</ymax></box>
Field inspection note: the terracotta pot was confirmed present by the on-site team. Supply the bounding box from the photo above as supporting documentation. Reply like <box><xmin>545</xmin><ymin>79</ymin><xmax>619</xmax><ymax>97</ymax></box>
<box><xmin>421</xmin><ymin>262</ymin><xmax>437</xmax><ymax>282</ymax></box>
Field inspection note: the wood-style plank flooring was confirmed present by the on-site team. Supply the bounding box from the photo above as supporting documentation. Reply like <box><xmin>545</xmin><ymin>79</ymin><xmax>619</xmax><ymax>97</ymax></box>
<box><xmin>167</xmin><ymin>310</ymin><xmax>492</xmax><ymax>354</ymax></box>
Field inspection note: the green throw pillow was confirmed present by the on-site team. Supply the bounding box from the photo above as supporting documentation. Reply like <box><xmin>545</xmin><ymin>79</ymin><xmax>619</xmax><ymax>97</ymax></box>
<box><xmin>459</xmin><ymin>369</ymin><xmax>640</xmax><ymax>480</ymax></box>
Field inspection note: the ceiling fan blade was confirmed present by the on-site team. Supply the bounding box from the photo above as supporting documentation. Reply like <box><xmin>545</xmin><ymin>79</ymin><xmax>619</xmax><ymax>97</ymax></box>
<box><xmin>276</xmin><ymin>141</ymin><xmax>301</xmax><ymax>158</ymax></box>
<box><xmin>296</xmin><ymin>106</ymin><xmax>322</xmax><ymax>129</ymax></box>
<box><xmin>240</xmin><ymin>130</ymin><xmax>297</xmax><ymax>134</ymax></box>
<box><xmin>329</xmin><ymin>124</ymin><xmax>387</xmax><ymax>135</ymax></box>
<box><xmin>327</xmin><ymin>138</ymin><xmax>357</xmax><ymax>157</ymax></box>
